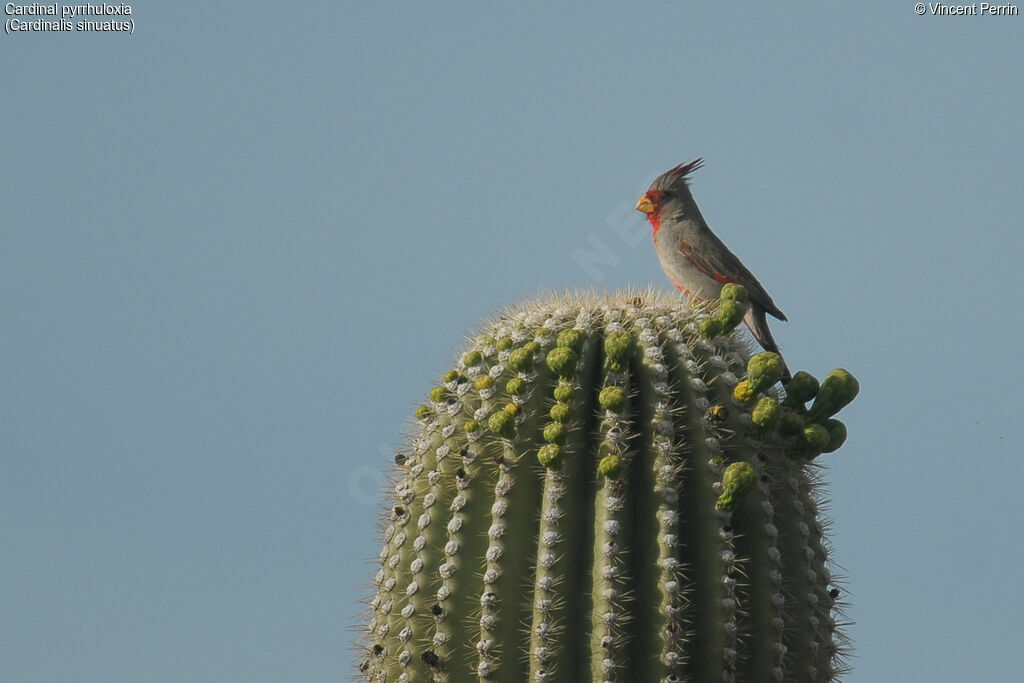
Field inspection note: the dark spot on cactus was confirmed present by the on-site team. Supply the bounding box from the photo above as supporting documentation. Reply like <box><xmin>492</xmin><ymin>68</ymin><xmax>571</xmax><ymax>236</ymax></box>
<box><xmin>445</xmin><ymin>397</ymin><xmax>458</xmax><ymax>406</ymax></box>
<box><xmin>494</xmin><ymin>453</ymin><xmax>504</xmax><ymax>466</ymax></box>
<box><xmin>394</xmin><ymin>452</ymin><xmax>407</xmax><ymax>465</ymax></box>
<box><xmin>829</xmin><ymin>588</ymin><xmax>840</xmax><ymax>599</ymax></box>
<box><xmin>431</xmin><ymin>603</ymin><xmax>444</xmax><ymax>616</ymax></box>
<box><xmin>372</xmin><ymin>644</ymin><xmax>384</xmax><ymax>655</ymax></box>
<box><xmin>393</xmin><ymin>506</ymin><xmax>405</xmax><ymax>517</ymax></box>
<box><xmin>630</xmin><ymin>295</ymin><xmax>643</xmax><ymax>307</ymax></box>
<box><xmin>359</xmin><ymin>660</ymin><xmax>370</xmax><ymax>672</ymax></box>
<box><xmin>722</xmin><ymin>525</ymin><xmax>732</xmax><ymax>533</ymax></box>
<box><xmin>421</xmin><ymin>650</ymin><xmax>441</xmax><ymax>669</ymax></box>
<box><xmin>601</xmin><ymin>635</ymin><xmax>613</xmax><ymax>649</ymax></box>
<box><xmin>607</xmin><ymin>427</ymin><xmax>621</xmax><ymax>439</ymax></box>
<box><xmin>459</xmin><ymin>448</ymin><xmax>468</xmax><ymax>458</ymax></box>
<box><xmin>456</xmin><ymin>468</ymin><xmax>466</xmax><ymax>479</ymax></box>
<box><xmin>708</xmin><ymin>404</ymin><xmax>728</xmax><ymax>423</ymax></box>
<box><xmin>667</xmin><ymin>676</ymin><xmax>679</xmax><ymax>683</ymax></box>
<box><xmin>760</xmin><ymin>475</ymin><xmax>769</xmax><ymax>483</ymax></box>
<box><xmin>457</xmin><ymin>376</ymin><xmax>469</xmax><ymax>386</ymax></box>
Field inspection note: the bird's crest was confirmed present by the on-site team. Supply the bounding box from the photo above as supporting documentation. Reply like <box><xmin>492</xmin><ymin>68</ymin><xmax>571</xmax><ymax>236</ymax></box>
<box><xmin>649</xmin><ymin>157</ymin><xmax>704</xmax><ymax>190</ymax></box>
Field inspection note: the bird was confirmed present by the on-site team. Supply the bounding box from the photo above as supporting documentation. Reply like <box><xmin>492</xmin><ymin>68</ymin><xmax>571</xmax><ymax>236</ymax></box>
<box><xmin>635</xmin><ymin>158</ymin><xmax>791</xmax><ymax>382</ymax></box>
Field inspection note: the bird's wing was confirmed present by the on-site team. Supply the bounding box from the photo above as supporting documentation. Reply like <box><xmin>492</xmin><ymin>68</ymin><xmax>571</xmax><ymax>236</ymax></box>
<box><xmin>676</xmin><ymin>238</ymin><xmax>787</xmax><ymax>321</ymax></box>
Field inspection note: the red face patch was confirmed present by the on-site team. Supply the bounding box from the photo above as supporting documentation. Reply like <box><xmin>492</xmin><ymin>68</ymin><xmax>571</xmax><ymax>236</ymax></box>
<box><xmin>645</xmin><ymin>190</ymin><xmax>666</xmax><ymax>236</ymax></box>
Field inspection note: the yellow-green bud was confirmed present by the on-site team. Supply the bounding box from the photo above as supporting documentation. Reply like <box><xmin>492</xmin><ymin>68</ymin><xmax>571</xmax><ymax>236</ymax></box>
<box><xmin>505</xmin><ymin>377</ymin><xmax>526</xmax><ymax>396</ymax></box>
<box><xmin>599</xmin><ymin>386</ymin><xmax>627</xmax><ymax>413</ymax></box>
<box><xmin>783</xmin><ymin>371</ymin><xmax>819</xmax><ymax>407</ymax></box>
<box><xmin>716</xmin><ymin>461</ymin><xmax>757</xmax><ymax>511</ymax></box>
<box><xmin>821</xmin><ymin>419</ymin><xmax>848</xmax><ymax>453</ymax></box>
<box><xmin>508</xmin><ymin>348</ymin><xmax>533</xmax><ymax>373</ymax></box>
<box><xmin>807</xmin><ymin>369</ymin><xmax>860</xmax><ymax>422</ymax></box>
<box><xmin>598</xmin><ymin>454</ymin><xmax>623</xmax><ymax>479</ymax></box>
<box><xmin>720</xmin><ymin>283</ymin><xmax>749</xmax><ymax>304</ymax></box>
<box><xmin>546</xmin><ymin>347</ymin><xmax>578</xmax><ymax>380</ymax></box>
<box><xmin>699</xmin><ymin>317</ymin><xmax>723</xmax><ymax>339</ymax></box>
<box><xmin>733</xmin><ymin>380</ymin><xmax>756</xmax><ymax>403</ymax></box>
<box><xmin>537</xmin><ymin>444</ymin><xmax>563</xmax><ymax>469</ymax></box>
<box><xmin>553</xmin><ymin>385</ymin><xmax>574</xmax><ymax>402</ymax></box>
<box><xmin>747</xmin><ymin>352</ymin><xmax>785</xmax><ymax>393</ymax></box>
<box><xmin>488</xmin><ymin>411</ymin><xmax>516</xmax><ymax>439</ymax></box>
<box><xmin>717</xmin><ymin>299</ymin><xmax>746</xmax><ymax>332</ymax></box>
<box><xmin>752</xmin><ymin>397</ymin><xmax>781</xmax><ymax>428</ymax></box>
<box><xmin>556</xmin><ymin>329</ymin><xmax>585</xmax><ymax>352</ymax></box>
<box><xmin>549</xmin><ymin>402</ymin><xmax>571</xmax><ymax>423</ymax></box>
<box><xmin>543</xmin><ymin>422</ymin><xmax>567</xmax><ymax>444</ymax></box>
<box><xmin>603</xmin><ymin>331</ymin><xmax>635</xmax><ymax>372</ymax></box>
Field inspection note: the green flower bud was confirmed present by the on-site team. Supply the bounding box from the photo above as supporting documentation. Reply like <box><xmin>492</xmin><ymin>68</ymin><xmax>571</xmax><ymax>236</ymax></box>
<box><xmin>553</xmin><ymin>385</ymin><xmax>574</xmax><ymax>402</ymax></box>
<box><xmin>821</xmin><ymin>418</ymin><xmax>848</xmax><ymax>453</ymax></box>
<box><xmin>488</xmin><ymin>411</ymin><xmax>516</xmax><ymax>439</ymax></box>
<box><xmin>543</xmin><ymin>422</ymin><xmax>567</xmax><ymax>444</ymax></box>
<box><xmin>604</xmin><ymin>331</ymin><xmax>635</xmax><ymax>372</ymax></box>
<box><xmin>720</xmin><ymin>283</ymin><xmax>749</xmax><ymax>304</ymax></box>
<box><xmin>546</xmin><ymin>347</ymin><xmax>578</xmax><ymax>380</ymax></box>
<box><xmin>716</xmin><ymin>461</ymin><xmax>757</xmax><ymax>511</ymax></box>
<box><xmin>699</xmin><ymin>317</ymin><xmax>723</xmax><ymax>339</ymax></box>
<box><xmin>599</xmin><ymin>386</ymin><xmax>627</xmax><ymax>413</ymax></box>
<box><xmin>556</xmin><ymin>329</ymin><xmax>585</xmax><ymax>352</ymax></box>
<box><xmin>598</xmin><ymin>454</ymin><xmax>623</xmax><ymax>479</ymax></box>
<box><xmin>803</xmin><ymin>424</ymin><xmax>830</xmax><ymax>452</ymax></box>
<box><xmin>777</xmin><ymin>410</ymin><xmax>805</xmax><ymax>437</ymax></box>
<box><xmin>783</xmin><ymin>371</ymin><xmax>819</xmax><ymax>407</ymax></box>
<box><xmin>747</xmin><ymin>352</ymin><xmax>785</xmax><ymax>393</ymax></box>
<box><xmin>537</xmin><ymin>444</ymin><xmax>564</xmax><ymax>469</ymax></box>
<box><xmin>549</xmin><ymin>402</ymin><xmax>571</xmax><ymax>423</ymax></box>
<box><xmin>807</xmin><ymin>369</ymin><xmax>860</xmax><ymax>422</ymax></box>
<box><xmin>505</xmin><ymin>377</ymin><xmax>526</xmax><ymax>396</ymax></box>
<box><xmin>717</xmin><ymin>299</ymin><xmax>746</xmax><ymax>332</ymax></box>
<box><xmin>752</xmin><ymin>397</ymin><xmax>781</xmax><ymax>428</ymax></box>
<box><xmin>733</xmin><ymin>380</ymin><xmax>756</xmax><ymax>403</ymax></box>
<box><xmin>429</xmin><ymin>386</ymin><xmax>448</xmax><ymax>403</ymax></box>
<box><xmin>508</xmin><ymin>348</ymin><xmax>534</xmax><ymax>373</ymax></box>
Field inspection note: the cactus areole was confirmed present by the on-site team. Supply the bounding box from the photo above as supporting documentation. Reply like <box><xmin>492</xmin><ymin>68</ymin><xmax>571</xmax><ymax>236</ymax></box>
<box><xmin>359</xmin><ymin>288</ymin><xmax>855</xmax><ymax>682</ymax></box>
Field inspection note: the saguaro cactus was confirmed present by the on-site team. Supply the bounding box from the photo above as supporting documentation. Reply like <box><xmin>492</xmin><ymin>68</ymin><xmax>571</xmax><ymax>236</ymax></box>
<box><xmin>359</xmin><ymin>288</ymin><xmax>856</xmax><ymax>682</ymax></box>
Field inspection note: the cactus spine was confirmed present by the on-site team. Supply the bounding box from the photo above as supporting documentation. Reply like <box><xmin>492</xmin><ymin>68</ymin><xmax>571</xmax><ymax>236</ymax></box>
<box><xmin>360</xmin><ymin>289</ymin><xmax>855</xmax><ymax>682</ymax></box>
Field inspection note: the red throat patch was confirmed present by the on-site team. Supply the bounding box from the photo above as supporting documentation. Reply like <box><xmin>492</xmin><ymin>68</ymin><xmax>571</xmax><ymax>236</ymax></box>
<box><xmin>645</xmin><ymin>190</ymin><xmax>666</xmax><ymax>237</ymax></box>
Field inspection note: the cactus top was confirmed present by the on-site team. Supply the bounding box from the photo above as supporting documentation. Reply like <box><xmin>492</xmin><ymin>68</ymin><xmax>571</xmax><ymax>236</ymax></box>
<box><xmin>360</xmin><ymin>289</ymin><xmax>852</xmax><ymax>683</ymax></box>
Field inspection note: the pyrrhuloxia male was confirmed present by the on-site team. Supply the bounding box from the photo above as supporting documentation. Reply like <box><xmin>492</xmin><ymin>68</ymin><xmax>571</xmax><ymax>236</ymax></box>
<box><xmin>636</xmin><ymin>158</ymin><xmax>791</xmax><ymax>382</ymax></box>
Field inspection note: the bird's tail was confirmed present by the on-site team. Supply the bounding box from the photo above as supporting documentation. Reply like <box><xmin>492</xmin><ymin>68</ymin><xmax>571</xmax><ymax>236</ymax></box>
<box><xmin>743</xmin><ymin>304</ymin><xmax>793</xmax><ymax>385</ymax></box>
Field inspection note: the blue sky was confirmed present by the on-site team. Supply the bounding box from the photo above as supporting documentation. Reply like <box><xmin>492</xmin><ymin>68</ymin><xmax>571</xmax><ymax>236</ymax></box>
<box><xmin>3</xmin><ymin>3</ymin><xmax>1022</xmax><ymax>681</ymax></box>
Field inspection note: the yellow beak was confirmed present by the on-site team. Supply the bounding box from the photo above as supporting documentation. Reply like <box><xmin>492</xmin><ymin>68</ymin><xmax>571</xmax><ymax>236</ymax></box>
<box><xmin>635</xmin><ymin>195</ymin><xmax>654</xmax><ymax>214</ymax></box>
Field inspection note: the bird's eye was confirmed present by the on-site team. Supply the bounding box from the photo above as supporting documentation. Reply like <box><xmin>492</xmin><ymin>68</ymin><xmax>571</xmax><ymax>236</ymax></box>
<box><xmin>659</xmin><ymin>191</ymin><xmax>671</xmax><ymax>200</ymax></box>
